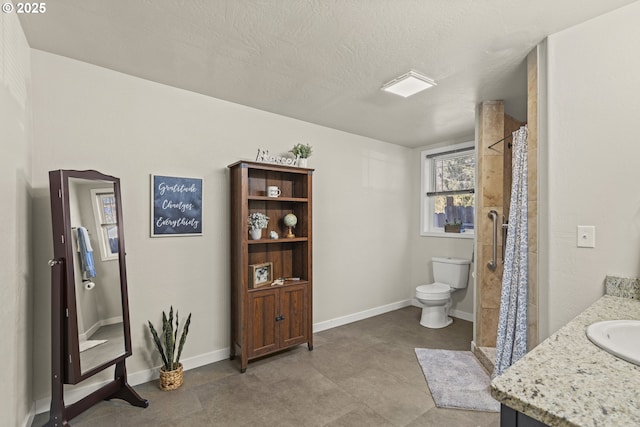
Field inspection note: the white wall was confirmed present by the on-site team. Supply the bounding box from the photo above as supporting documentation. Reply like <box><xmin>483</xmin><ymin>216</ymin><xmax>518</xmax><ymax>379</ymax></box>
<box><xmin>542</xmin><ymin>1</ymin><xmax>640</xmax><ymax>336</ymax></box>
<box><xmin>0</xmin><ymin>11</ymin><xmax>33</xmax><ymax>426</ymax></box>
<box><xmin>410</xmin><ymin>145</ymin><xmax>475</xmax><ymax>320</ymax></box>
<box><xmin>29</xmin><ymin>50</ymin><xmax>414</xmax><ymax>402</ymax></box>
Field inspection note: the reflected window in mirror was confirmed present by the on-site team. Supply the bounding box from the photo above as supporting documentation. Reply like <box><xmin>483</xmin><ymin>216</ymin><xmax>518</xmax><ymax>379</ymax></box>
<box><xmin>91</xmin><ymin>188</ymin><xmax>119</xmax><ymax>261</ymax></box>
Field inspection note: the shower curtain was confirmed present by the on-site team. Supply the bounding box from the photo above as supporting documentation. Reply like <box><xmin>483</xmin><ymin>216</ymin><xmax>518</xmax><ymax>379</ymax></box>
<box><xmin>493</xmin><ymin>125</ymin><xmax>528</xmax><ymax>378</ymax></box>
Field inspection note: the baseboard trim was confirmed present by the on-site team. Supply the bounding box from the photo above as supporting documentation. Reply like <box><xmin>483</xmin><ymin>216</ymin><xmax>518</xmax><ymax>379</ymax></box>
<box><xmin>81</xmin><ymin>316</ymin><xmax>124</xmax><ymax>341</ymax></box>
<box><xmin>33</xmin><ymin>299</ymin><xmax>426</xmax><ymax>416</ymax></box>
<box><xmin>312</xmin><ymin>299</ymin><xmax>413</xmax><ymax>333</ymax></box>
<box><xmin>449</xmin><ymin>308</ymin><xmax>473</xmax><ymax>322</ymax></box>
<box><xmin>410</xmin><ymin>298</ymin><xmax>473</xmax><ymax>322</ymax></box>
<box><xmin>21</xmin><ymin>402</ymin><xmax>35</xmax><ymax>427</ymax></box>
<box><xmin>34</xmin><ymin>347</ymin><xmax>231</xmax><ymax>415</ymax></box>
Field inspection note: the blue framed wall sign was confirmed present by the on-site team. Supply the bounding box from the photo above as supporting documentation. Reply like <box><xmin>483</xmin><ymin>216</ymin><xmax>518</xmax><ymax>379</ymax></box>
<box><xmin>151</xmin><ymin>175</ymin><xmax>203</xmax><ymax>237</ymax></box>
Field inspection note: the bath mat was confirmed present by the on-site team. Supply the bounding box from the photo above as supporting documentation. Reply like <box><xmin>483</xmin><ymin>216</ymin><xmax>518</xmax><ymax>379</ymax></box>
<box><xmin>79</xmin><ymin>339</ymin><xmax>107</xmax><ymax>353</ymax></box>
<box><xmin>415</xmin><ymin>348</ymin><xmax>499</xmax><ymax>412</ymax></box>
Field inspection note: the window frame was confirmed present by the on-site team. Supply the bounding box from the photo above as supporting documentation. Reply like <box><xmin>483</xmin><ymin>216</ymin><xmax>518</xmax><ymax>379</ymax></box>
<box><xmin>91</xmin><ymin>188</ymin><xmax>119</xmax><ymax>261</ymax></box>
<box><xmin>420</xmin><ymin>141</ymin><xmax>475</xmax><ymax>238</ymax></box>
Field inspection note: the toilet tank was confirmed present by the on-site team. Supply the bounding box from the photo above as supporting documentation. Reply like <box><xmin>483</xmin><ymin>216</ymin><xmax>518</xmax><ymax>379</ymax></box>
<box><xmin>432</xmin><ymin>257</ymin><xmax>471</xmax><ymax>289</ymax></box>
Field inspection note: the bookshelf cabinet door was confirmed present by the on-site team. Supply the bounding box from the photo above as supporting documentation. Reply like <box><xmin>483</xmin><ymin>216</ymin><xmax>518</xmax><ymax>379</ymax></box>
<box><xmin>280</xmin><ymin>284</ymin><xmax>309</xmax><ymax>348</ymax></box>
<box><xmin>248</xmin><ymin>290</ymin><xmax>279</xmax><ymax>358</ymax></box>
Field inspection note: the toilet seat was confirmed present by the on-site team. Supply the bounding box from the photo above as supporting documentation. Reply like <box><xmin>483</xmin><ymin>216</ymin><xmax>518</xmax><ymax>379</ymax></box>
<box><xmin>416</xmin><ymin>282</ymin><xmax>451</xmax><ymax>299</ymax></box>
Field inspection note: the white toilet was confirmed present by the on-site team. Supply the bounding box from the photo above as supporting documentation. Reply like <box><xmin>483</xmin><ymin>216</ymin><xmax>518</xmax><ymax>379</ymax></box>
<box><xmin>415</xmin><ymin>257</ymin><xmax>471</xmax><ymax>328</ymax></box>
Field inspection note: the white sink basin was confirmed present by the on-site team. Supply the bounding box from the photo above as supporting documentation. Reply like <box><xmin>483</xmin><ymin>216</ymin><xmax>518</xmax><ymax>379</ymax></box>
<box><xmin>586</xmin><ymin>320</ymin><xmax>640</xmax><ymax>366</ymax></box>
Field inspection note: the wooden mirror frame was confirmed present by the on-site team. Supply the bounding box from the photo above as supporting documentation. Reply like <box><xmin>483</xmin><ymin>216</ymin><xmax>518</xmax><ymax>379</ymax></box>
<box><xmin>47</xmin><ymin>170</ymin><xmax>147</xmax><ymax>425</ymax></box>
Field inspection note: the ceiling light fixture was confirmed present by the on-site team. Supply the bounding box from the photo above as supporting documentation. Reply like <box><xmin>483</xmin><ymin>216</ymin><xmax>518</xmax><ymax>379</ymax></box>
<box><xmin>381</xmin><ymin>70</ymin><xmax>437</xmax><ymax>97</ymax></box>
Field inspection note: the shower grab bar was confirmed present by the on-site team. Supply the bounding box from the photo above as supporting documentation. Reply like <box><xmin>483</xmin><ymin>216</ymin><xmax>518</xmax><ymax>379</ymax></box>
<box><xmin>502</xmin><ymin>217</ymin><xmax>508</xmax><ymax>263</ymax></box>
<box><xmin>487</xmin><ymin>210</ymin><xmax>498</xmax><ymax>271</ymax></box>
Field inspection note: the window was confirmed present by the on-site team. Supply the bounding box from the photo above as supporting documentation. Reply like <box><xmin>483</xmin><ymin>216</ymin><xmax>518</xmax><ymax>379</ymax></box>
<box><xmin>91</xmin><ymin>188</ymin><xmax>119</xmax><ymax>261</ymax></box>
<box><xmin>421</xmin><ymin>142</ymin><xmax>475</xmax><ymax>237</ymax></box>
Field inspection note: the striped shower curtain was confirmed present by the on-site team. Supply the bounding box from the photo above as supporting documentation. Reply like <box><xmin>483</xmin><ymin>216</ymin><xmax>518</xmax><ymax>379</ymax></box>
<box><xmin>493</xmin><ymin>125</ymin><xmax>528</xmax><ymax>378</ymax></box>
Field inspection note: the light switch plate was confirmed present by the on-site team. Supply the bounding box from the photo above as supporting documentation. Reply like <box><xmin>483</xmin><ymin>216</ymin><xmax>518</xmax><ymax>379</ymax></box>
<box><xmin>577</xmin><ymin>225</ymin><xmax>596</xmax><ymax>248</ymax></box>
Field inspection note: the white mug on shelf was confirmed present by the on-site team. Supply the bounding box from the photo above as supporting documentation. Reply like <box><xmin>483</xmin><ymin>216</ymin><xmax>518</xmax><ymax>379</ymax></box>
<box><xmin>267</xmin><ymin>186</ymin><xmax>281</xmax><ymax>198</ymax></box>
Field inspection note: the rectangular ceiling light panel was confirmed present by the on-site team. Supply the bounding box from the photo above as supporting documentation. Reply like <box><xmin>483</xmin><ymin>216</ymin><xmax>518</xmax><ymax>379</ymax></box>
<box><xmin>382</xmin><ymin>71</ymin><xmax>436</xmax><ymax>97</ymax></box>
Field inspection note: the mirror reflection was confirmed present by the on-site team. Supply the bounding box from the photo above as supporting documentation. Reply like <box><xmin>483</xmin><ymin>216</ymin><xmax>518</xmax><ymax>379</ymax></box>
<box><xmin>68</xmin><ymin>178</ymin><xmax>126</xmax><ymax>374</ymax></box>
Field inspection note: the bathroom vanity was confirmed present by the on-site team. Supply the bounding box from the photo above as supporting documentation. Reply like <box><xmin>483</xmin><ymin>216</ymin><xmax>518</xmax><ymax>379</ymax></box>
<box><xmin>491</xmin><ymin>278</ymin><xmax>640</xmax><ymax>427</ymax></box>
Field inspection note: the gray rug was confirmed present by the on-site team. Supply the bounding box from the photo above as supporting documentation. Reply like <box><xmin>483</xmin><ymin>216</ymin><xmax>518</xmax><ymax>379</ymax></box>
<box><xmin>415</xmin><ymin>348</ymin><xmax>499</xmax><ymax>412</ymax></box>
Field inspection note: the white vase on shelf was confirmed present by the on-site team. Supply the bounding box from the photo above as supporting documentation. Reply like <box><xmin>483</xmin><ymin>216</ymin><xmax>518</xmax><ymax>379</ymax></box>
<box><xmin>249</xmin><ymin>228</ymin><xmax>262</xmax><ymax>240</ymax></box>
<box><xmin>298</xmin><ymin>158</ymin><xmax>308</xmax><ymax>168</ymax></box>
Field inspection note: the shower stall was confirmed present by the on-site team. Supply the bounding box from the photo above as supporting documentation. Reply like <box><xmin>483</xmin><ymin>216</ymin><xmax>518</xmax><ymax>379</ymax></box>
<box><xmin>473</xmin><ymin>94</ymin><xmax>539</xmax><ymax>374</ymax></box>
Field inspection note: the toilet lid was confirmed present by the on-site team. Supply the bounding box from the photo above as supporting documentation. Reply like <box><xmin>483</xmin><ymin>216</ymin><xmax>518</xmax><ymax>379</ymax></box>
<box><xmin>416</xmin><ymin>283</ymin><xmax>451</xmax><ymax>297</ymax></box>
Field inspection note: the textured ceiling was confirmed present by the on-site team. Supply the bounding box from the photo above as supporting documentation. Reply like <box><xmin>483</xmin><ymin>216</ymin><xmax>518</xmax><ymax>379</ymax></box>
<box><xmin>18</xmin><ymin>0</ymin><xmax>637</xmax><ymax>147</ymax></box>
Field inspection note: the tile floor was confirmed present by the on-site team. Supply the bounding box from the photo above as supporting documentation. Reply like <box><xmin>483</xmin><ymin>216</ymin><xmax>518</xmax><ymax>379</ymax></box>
<box><xmin>79</xmin><ymin>323</ymin><xmax>125</xmax><ymax>374</ymax></box>
<box><xmin>33</xmin><ymin>307</ymin><xmax>500</xmax><ymax>426</ymax></box>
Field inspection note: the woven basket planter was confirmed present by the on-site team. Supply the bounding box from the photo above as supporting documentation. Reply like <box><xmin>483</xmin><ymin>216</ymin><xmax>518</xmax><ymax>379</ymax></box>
<box><xmin>159</xmin><ymin>363</ymin><xmax>183</xmax><ymax>391</ymax></box>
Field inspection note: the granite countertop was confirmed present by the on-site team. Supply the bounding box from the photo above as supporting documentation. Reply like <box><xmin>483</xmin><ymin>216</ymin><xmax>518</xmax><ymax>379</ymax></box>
<box><xmin>491</xmin><ymin>293</ymin><xmax>640</xmax><ymax>426</ymax></box>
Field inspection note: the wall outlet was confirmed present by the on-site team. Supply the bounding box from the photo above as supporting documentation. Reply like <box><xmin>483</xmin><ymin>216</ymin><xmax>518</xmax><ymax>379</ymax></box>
<box><xmin>577</xmin><ymin>225</ymin><xmax>595</xmax><ymax>248</ymax></box>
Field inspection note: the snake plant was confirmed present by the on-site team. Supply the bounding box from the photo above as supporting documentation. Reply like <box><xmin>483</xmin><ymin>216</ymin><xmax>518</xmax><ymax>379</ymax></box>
<box><xmin>148</xmin><ymin>306</ymin><xmax>192</xmax><ymax>371</ymax></box>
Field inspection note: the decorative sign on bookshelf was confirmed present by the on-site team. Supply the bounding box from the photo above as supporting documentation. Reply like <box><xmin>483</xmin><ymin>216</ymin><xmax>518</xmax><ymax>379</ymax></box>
<box><xmin>255</xmin><ymin>148</ymin><xmax>300</xmax><ymax>166</ymax></box>
<box><xmin>151</xmin><ymin>175</ymin><xmax>203</xmax><ymax>237</ymax></box>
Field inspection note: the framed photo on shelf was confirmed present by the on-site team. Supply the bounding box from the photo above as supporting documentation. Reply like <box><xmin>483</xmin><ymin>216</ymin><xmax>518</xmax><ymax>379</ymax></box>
<box><xmin>249</xmin><ymin>262</ymin><xmax>273</xmax><ymax>288</ymax></box>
